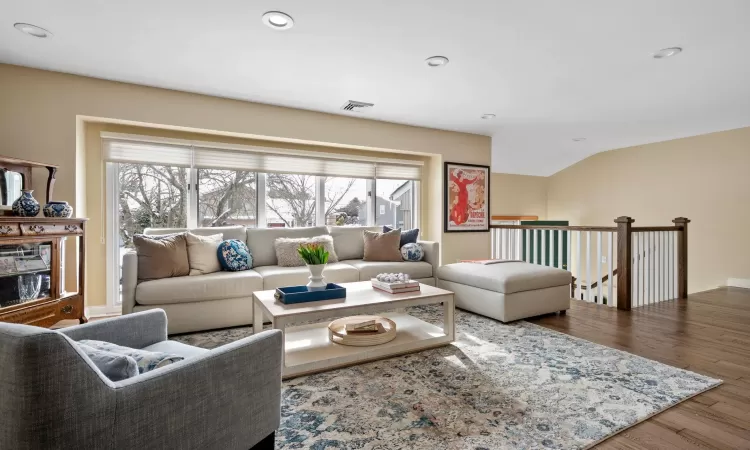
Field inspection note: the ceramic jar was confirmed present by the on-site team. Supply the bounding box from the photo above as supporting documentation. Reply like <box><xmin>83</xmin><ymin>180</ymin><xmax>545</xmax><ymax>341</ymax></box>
<box><xmin>12</xmin><ymin>190</ymin><xmax>40</xmax><ymax>217</ymax></box>
<box><xmin>43</xmin><ymin>201</ymin><xmax>73</xmax><ymax>218</ymax></box>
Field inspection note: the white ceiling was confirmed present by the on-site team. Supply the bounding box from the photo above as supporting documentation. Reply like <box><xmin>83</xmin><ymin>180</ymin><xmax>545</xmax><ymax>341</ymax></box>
<box><xmin>2</xmin><ymin>0</ymin><xmax>750</xmax><ymax>176</ymax></box>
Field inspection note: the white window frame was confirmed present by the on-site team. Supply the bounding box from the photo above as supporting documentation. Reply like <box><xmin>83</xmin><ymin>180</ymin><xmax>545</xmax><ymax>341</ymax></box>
<box><xmin>105</xmin><ymin>162</ymin><xmax>121</xmax><ymax>308</ymax></box>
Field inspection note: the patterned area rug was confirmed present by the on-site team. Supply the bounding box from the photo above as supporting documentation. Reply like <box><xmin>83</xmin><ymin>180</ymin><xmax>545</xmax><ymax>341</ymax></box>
<box><xmin>173</xmin><ymin>306</ymin><xmax>721</xmax><ymax>449</ymax></box>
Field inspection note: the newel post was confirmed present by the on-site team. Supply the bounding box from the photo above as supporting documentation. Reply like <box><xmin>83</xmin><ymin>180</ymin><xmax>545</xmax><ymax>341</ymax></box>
<box><xmin>673</xmin><ymin>217</ymin><xmax>690</xmax><ymax>299</ymax></box>
<box><xmin>615</xmin><ymin>216</ymin><xmax>634</xmax><ymax>311</ymax></box>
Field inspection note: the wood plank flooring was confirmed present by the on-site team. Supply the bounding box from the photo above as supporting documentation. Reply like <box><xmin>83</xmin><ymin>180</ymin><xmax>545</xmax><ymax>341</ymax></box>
<box><xmin>528</xmin><ymin>287</ymin><xmax>750</xmax><ymax>449</ymax></box>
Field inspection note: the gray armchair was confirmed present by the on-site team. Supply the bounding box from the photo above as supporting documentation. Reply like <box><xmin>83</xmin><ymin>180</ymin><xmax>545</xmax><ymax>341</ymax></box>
<box><xmin>0</xmin><ymin>310</ymin><xmax>282</xmax><ymax>450</ymax></box>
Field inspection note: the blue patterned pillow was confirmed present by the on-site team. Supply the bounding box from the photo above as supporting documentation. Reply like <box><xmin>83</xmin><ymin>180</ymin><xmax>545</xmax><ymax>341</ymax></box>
<box><xmin>383</xmin><ymin>226</ymin><xmax>419</xmax><ymax>247</ymax></box>
<box><xmin>79</xmin><ymin>340</ymin><xmax>184</xmax><ymax>374</ymax></box>
<box><xmin>400</xmin><ymin>243</ymin><xmax>424</xmax><ymax>262</ymax></box>
<box><xmin>217</xmin><ymin>239</ymin><xmax>252</xmax><ymax>271</ymax></box>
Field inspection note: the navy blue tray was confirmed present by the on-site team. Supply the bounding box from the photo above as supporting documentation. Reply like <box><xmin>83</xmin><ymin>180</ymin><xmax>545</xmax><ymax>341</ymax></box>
<box><xmin>274</xmin><ymin>283</ymin><xmax>347</xmax><ymax>304</ymax></box>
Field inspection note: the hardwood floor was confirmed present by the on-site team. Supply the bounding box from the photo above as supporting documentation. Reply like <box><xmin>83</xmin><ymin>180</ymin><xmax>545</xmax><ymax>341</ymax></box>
<box><xmin>528</xmin><ymin>287</ymin><xmax>750</xmax><ymax>449</ymax></box>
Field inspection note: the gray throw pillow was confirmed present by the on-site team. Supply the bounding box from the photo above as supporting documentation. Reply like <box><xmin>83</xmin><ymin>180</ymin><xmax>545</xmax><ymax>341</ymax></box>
<box><xmin>76</xmin><ymin>342</ymin><xmax>139</xmax><ymax>381</ymax></box>
<box><xmin>383</xmin><ymin>226</ymin><xmax>419</xmax><ymax>247</ymax></box>
<box><xmin>79</xmin><ymin>339</ymin><xmax>184</xmax><ymax>374</ymax></box>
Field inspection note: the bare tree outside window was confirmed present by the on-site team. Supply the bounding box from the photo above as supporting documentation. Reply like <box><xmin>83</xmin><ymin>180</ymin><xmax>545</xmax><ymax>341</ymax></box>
<box><xmin>118</xmin><ymin>164</ymin><xmax>188</xmax><ymax>248</ymax></box>
<box><xmin>266</xmin><ymin>174</ymin><xmax>357</xmax><ymax>227</ymax></box>
<box><xmin>197</xmin><ymin>169</ymin><xmax>257</xmax><ymax>227</ymax></box>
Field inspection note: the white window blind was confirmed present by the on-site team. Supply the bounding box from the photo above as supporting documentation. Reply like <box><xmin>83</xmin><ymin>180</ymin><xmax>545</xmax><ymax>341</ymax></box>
<box><xmin>102</xmin><ymin>138</ymin><xmax>193</xmax><ymax>167</ymax></box>
<box><xmin>102</xmin><ymin>133</ymin><xmax>422</xmax><ymax>180</ymax></box>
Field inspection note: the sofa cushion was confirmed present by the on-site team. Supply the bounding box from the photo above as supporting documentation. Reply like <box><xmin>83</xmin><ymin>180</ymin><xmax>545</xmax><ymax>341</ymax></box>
<box><xmin>328</xmin><ymin>226</ymin><xmax>382</xmax><ymax>260</ymax></box>
<box><xmin>79</xmin><ymin>339</ymin><xmax>184</xmax><ymax>374</ymax></box>
<box><xmin>436</xmin><ymin>262</ymin><xmax>571</xmax><ymax>294</ymax></box>
<box><xmin>145</xmin><ymin>225</ymin><xmax>246</xmax><ymax>242</ymax></box>
<box><xmin>384</xmin><ymin>225</ymin><xmax>420</xmax><ymax>247</ymax></box>
<box><xmin>400</xmin><ymin>243</ymin><xmax>424</xmax><ymax>261</ymax></box>
<box><xmin>254</xmin><ymin>262</ymin><xmax>359</xmax><ymax>290</ymax></box>
<box><xmin>363</xmin><ymin>229</ymin><xmax>402</xmax><ymax>262</ymax></box>
<box><xmin>217</xmin><ymin>239</ymin><xmax>253</xmax><ymax>271</ymax></box>
<box><xmin>75</xmin><ymin>342</ymin><xmax>139</xmax><ymax>381</ymax></box>
<box><xmin>133</xmin><ymin>233</ymin><xmax>190</xmax><ymax>282</ymax></box>
<box><xmin>186</xmin><ymin>232</ymin><xmax>223</xmax><ymax>275</ymax></box>
<box><xmin>275</xmin><ymin>235</ymin><xmax>338</xmax><ymax>267</ymax></box>
<box><xmin>246</xmin><ymin>226</ymin><xmax>329</xmax><ymax>267</ymax></box>
<box><xmin>342</xmin><ymin>260</ymin><xmax>433</xmax><ymax>281</ymax></box>
<box><xmin>136</xmin><ymin>270</ymin><xmax>263</xmax><ymax>305</ymax></box>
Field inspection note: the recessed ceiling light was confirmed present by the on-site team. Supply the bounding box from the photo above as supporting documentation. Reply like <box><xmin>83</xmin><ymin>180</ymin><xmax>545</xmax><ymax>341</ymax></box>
<box><xmin>262</xmin><ymin>11</ymin><xmax>294</xmax><ymax>30</ymax></box>
<box><xmin>653</xmin><ymin>47</ymin><xmax>682</xmax><ymax>59</ymax></box>
<box><xmin>572</xmin><ymin>137</ymin><xmax>586</xmax><ymax>142</ymax></box>
<box><xmin>14</xmin><ymin>23</ymin><xmax>52</xmax><ymax>38</ymax></box>
<box><xmin>481</xmin><ymin>114</ymin><xmax>496</xmax><ymax>120</ymax></box>
<box><xmin>425</xmin><ymin>56</ymin><xmax>449</xmax><ymax>67</ymax></box>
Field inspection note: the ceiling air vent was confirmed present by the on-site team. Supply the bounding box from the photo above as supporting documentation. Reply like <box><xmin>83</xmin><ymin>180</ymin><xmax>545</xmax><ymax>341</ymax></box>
<box><xmin>340</xmin><ymin>100</ymin><xmax>374</xmax><ymax>113</ymax></box>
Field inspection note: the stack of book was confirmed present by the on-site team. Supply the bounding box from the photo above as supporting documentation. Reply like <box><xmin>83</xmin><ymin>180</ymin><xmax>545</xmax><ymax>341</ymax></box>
<box><xmin>371</xmin><ymin>278</ymin><xmax>420</xmax><ymax>294</ymax></box>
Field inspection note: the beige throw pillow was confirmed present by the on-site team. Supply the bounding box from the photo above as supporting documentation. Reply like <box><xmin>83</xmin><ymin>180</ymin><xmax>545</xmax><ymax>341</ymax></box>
<box><xmin>274</xmin><ymin>235</ymin><xmax>339</xmax><ymax>267</ymax></box>
<box><xmin>186</xmin><ymin>232</ymin><xmax>223</xmax><ymax>275</ymax></box>
<box><xmin>363</xmin><ymin>229</ymin><xmax>402</xmax><ymax>262</ymax></box>
<box><xmin>133</xmin><ymin>233</ymin><xmax>190</xmax><ymax>282</ymax></box>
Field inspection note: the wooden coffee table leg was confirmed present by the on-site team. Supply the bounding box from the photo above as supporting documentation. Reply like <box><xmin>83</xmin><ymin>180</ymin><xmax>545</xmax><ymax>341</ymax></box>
<box><xmin>253</xmin><ymin>300</ymin><xmax>263</xmax><ymax>334</ymax></box>
<box><xmin>443</xmin><ymin>296</ymin><xmax>455</xmax><ymax>341</ymax></box>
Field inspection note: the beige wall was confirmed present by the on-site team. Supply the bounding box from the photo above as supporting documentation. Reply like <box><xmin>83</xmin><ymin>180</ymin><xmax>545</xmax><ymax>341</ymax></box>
<box><xmin>547</xmin><ymin>126</ymin><xmax>750</xmax><ymax>293</ymax></box>
<box><xmin>490</xmin><ymin>173</ymin><xmax>548</xmax><ymax>219</ymax></box>
<box><xmin>0</xmin><ymin>64</ymin><xmax>491</xmax><ymax>307</ymax></box>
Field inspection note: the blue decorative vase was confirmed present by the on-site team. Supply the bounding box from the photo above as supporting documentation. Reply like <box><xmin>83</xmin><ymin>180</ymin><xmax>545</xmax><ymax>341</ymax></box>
<box><xmin>12</xmin><ymin>190</ymin><xmax>40</xmax><ymax>217</ymax></box>
<box><xmin>43</xmin><ymin>201</ymin><xmax>73</xmax><ymax>218</ymax></box>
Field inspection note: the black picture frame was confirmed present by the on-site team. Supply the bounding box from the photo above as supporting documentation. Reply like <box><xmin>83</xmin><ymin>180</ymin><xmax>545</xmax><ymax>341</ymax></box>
<box><xmin>443</xmin><ymin>161</ymin><xmax>491</xmax><ymax>233</ymax></box>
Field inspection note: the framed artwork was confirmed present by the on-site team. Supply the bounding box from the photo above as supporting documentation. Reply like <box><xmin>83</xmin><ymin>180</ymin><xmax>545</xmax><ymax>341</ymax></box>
<box><xmin>444</xmin><ymin>162</ymin><xmax>490</xmax><ymax>232</ymax></box>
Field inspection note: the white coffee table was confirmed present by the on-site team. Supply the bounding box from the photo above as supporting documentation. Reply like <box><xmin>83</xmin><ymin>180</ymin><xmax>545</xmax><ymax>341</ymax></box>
<box><xmin>252</xmin><ymin>281</ymin><xmax>455</xmax><ymax>379</ymax></box>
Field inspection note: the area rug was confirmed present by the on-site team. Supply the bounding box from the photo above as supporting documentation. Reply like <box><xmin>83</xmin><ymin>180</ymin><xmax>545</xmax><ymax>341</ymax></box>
<box><xmin>173</xmin><ymin>306</ymin><xmax>721</xmax><ymax>449</ymax></box>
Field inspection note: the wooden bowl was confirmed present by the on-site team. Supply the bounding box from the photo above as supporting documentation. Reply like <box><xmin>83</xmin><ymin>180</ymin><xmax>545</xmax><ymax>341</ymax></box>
<box><xmin>328</xmin><ymin>315</ymin><xmax>397</xmax><ymax>347</ymax></box>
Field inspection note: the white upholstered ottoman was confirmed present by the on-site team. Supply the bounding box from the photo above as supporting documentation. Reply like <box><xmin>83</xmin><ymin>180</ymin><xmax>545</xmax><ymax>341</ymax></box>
<box><xmin>437</xmin><ymin>262</ymin><xmax>572</xmax><ymax>322</ymax></box>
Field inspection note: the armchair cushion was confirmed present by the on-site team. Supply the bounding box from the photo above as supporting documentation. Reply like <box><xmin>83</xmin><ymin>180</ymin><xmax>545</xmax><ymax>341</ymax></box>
<box><xmin>80</xmin><ymin>339</ymin><xmax>184</xmax><ymax>374</ymax></box>
<box><xmin>75</xmin><ymin>342</ymin><xmax>139</xmax><ymax>381</ymax></box>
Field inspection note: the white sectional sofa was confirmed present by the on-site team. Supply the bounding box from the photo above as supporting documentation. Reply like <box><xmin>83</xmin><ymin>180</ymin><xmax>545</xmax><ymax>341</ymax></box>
<box><xmin>122</xmin><ymin>225</ymin><xmax>438</xmax><ymax>334</ymax></box>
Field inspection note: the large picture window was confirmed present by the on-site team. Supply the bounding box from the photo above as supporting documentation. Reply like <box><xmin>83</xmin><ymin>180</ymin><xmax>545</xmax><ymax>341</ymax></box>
<box><xmin>104</xmin><ymin>133</ymin><xmax>422</xmax><ymax>306</ymax></box>
<box><xmin>197</xmin><ymin>169</ymin><xmax>257</xmax><ymax>227</ymax></box>
<box><xmin>117</xmin><ymin>164</ymin><xmax>189</xmax><ymax>249</ymax></box>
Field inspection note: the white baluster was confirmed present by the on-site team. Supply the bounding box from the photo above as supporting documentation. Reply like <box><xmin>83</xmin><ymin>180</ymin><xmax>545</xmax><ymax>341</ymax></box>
<box><xmin>501</xmin><ymin>228</ymin><xmax>506</xmax><ymax>259</ymax></box>
<box><xmin>541</xmin><ymin>229</ymin><xmax>547</xmax><ymax>266</ymax></box>
<box><xmin>596</xmin><ymin>232</ymin><xmax>602</xmax><ymax>304</ymax></box>
<box><xmin>491</xmin><ymin>229</ymin><xmax>496</xmax><ymax>259</ymax></box>
<box><xmin>633</xmin><ymin>232</ymin><xmax>639</xmax><ymax>307</ymax></box>
<box><xmin>576</xmin><ymin>231</ymin><xmax>582</xmax><ymax>299</ymax></box>
<box><xmin>586</xmin><ymin>231</ymin><xmax>592</xmax><ymax>302</ymax></box>
<box><xmin>645</xmin><ymin>232</ymin><xmax>650</xmax><ymax>305</ymax></box>
<box><xmin>557</xmin><ymin>230</ymin><xmax>563</xmax><ymax>269</ymax></box>
<box><xmin>607</xmin><ymin>231</ymin><xmax>614</xmax><ymax>308</ymax></box>
<box><xmin>526</xmin><ymin>229</ymin><xmax>531</xmax><ymax>263</ymax></box>
<box><xmin>651</xmin><ymin>232</ymin><xmax>656</xmax><ymax>304</ymax></box>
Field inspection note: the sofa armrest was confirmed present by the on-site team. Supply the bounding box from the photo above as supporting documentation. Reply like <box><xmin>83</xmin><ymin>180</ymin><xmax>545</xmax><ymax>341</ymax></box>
<box><xmin>418</xmin><ymin>240</ymin><xmax>439</xmax><ymax>271</ymax></box>
<box><xmin>60</xmin><ymin>309</ymin><xmax>168</xmax><ymax>349</ymax></box>
<box><xmin>121</xmin><ymin>250</ymin><xmax>138</xmax><ymax>314</ymax></box>
<box><xmin>113</xmin><ymin>330</ymin><xmax>282</xmax><ymax>448</ymax></box>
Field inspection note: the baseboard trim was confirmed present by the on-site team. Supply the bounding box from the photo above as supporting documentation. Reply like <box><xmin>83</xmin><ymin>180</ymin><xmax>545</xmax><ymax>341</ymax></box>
<box><xmin>727</xmin><ymin>278</ymin><xmax>750</xmax><ymax>289</ymax></box>
<box><xmin>85</xmin><ymin>304</ymin><xmax>123</xmax><ymax>318</ymax></box>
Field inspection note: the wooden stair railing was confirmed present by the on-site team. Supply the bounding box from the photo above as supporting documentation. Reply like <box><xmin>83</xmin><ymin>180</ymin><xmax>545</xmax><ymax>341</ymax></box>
<box><xmin>490</xmin><ymin>216</ymin><xmax>690</xmax><ymax>311</ymax></box>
